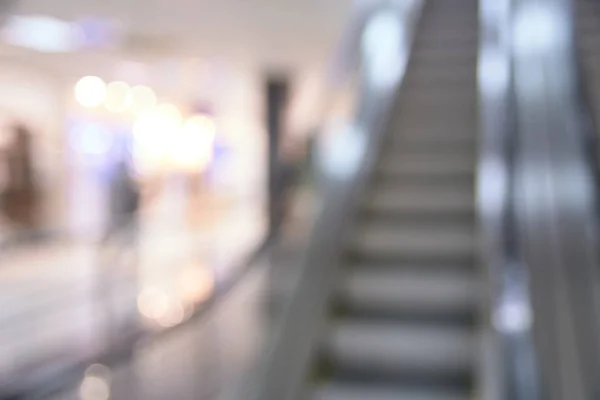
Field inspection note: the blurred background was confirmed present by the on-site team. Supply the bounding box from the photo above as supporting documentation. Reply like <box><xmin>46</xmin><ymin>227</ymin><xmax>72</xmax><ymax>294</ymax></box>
<box><xmin>2</xmin><ymin>0</ymin><xmax>600</xmax><ymax>399</ymax></box>
<box><xmin>0</xmin><ymin>0</ymin><xmax>359</xmax><ymax>398</ymax></box>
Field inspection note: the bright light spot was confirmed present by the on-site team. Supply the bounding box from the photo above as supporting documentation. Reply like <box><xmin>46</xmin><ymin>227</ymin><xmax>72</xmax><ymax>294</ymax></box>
<box><xmin>362</xmin><ymin>10</ymin><xmax>406</xmax><ymax>89</ymax></box>
<box><xmin>3</xmin><ymin>15</ymin><xmax>82</xmax><ymax>53</ymax></box>
<box><xmin>155</xmin><ymin>104</ymin><xmax>183</xmax><ymax>130</ymax></box>
<box><xmin>479</xmin><ymin>47</ymin><xmax>509</xmax><ymax>96</ymax></box>
<box><xmin>85</xmin><ymin>364</ymin><xmax>112</xmax><ymax>382</ymax></box>
<box><xmin>478</xmin><ymin>157</ymin><xmax>507</xmax><ymax>220</ymax></box>
<box><xmin>318</xmin><ymin>123</ymin><xmax>366</xmax><ymax>180</ymax></box>
<box><xmin>75</xmin><ymin>76</ymin><xmax>107</xmax><ymax>108</ymax></box>
<box><xmin>105</xmin><ymin>81</ymin><xmax>131</xmax><ymax>113</ymax></box>
<box><xmin>178</xmin><ymin>265</ymin><xmax>215</xmax><ymax>304</ymax></box>
<box><xmin>156</xmin><ymin>301</ymin><xmax>185</xmax><ymax>328</ymax></box>
<box><xmin>137</xmin><ymin>287</ymin><xmax>170</xmax><ymax>319</ymax></box>
<box><xmin>169</xmin><ymin>115</ymin><xmax>216</xmax><ymax>170</ymax></box>
<box><xmin>79</xmin><ymin>376</ymin><xmax>110</xmax><ymax>400</ymax></box>
<box><xmin>493</xmin><ymin>297</ymin><xmax>532</xmax><ymax>334</ymax></box>
<box><xmin>513</xmin><ymin>3</ymin><xmax>566</xmax><ymax>55</ymax></box>
<box><xmin>130</xmin><ymin>85</ymin><xmax>156</xmax><ymax>115</ymax></box>
<box><xmin>132</xmin><ymin>105</ymin><xmax>182</xmax><ymax>171</ymax></box>
<box><xmin>481</xmin><ymin>0</ymin><xmax>510</xmax><ymax>23</ymax></box>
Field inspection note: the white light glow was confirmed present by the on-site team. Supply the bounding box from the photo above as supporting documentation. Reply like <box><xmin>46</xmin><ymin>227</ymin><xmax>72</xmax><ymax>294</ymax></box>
<box><xmin>169</xmin><ymin>114</ymin><xmax>216</xmax><ymax>170</ymax></box>
<box><xmin>513</xmin><ymin>3</ymin><xmax>566</xmax><ymax>56</ymax></box>
<box><xmin>132</xmin><ymin>103</ymin><xmax>183</xmax><ymax>172</ymax></box>
<box><xmin>3</xmin><ymin>15</ymin><xmax>82</xmax><ymax>53</ymax></box>
<box><xmin>75</xmin><ymin>76</ymin><xmax>107</xmax><ymax>108</ymax></box>
<box><xmin>362</xmin><ymin>10</ymin><xmax>406</xmax><ymax>89</ymax></box>
<box><xmin>479</xmin><ymin>47</ymin><xmax>510</xmax><ymax>96</ymax></box>
<box><xmin>493</xmin><ymin>296</ymin><xmax>533</xmax><ymax>334</ymax></box>
<box><xmin>318</xmin><ymin>123</ymin><xmax>366</xmax><ymax>181</ymax></box>
<box><xmin>85</xmin><ymin>364</ymin><xmax>112</xmax><ymax>382</ymax></box>
<box><xmin>79</xmin><ymin>376</ymin><xmax>110</xmax><ymax>400</ymax></box>
<box><xmin>130</xmin><ymin>85</ymin><xmax>157</xmax><ymax>115</ymax></box>
<box><xmin>105</xmin><ymin>81</ymin><xmax>132</xmax><ymax>113</ymax></box>
<box><xmin>155</xmin><ymin>103</ymin><xmax>183</xmax><ymax>132</ymax></box>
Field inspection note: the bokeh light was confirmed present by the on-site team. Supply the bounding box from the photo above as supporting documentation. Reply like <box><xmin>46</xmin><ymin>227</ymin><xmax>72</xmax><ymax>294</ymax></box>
<box><xmin>85</xmin><ymin>364</ymin><xmax>112</xmax><ymax>382</ymax></box>
<box><xmin>177</xmin><ymin>264</ymin><xmax>215</xmax><ymax>304</ymax></box>
<box><xmin>129</xmin><ymin>85</ymin><xmax>157</xmax><ymax>115</ymax></box>
<box><xmin>169</xmin><ymin>114</ymin><xmax>216</xmax><ymax>170</ymax></box>
<box><xmin>156</xmin><ymin>301</ymin><xmax>185</xmax><ymax>328</ymax></box>
<box><xmin>74</xmin><ymin>76</ymin><xmax>106</xmax><ymax>108</ymax></box>
<box><xmin>137</xmin><ymin>287</ymin><xmax>170</xmax><ymax>319</ymax></box>
<box><xmin>79</xmin><ymin>375</ymin><xmax>110</xmax><ymax>400</ymax></box>
<box><xmin>132</xmin><ymin>103</ymin><xmax>183</xmax><ymax>172</ymax></box>
<box><xmin>105</xmin><ymin>81</ymin><xmax>131</xmax><ymax>113</ymax></box>
<box><xmin>155</xmin><ymin>103</ymin><xmax>183</xmax><ymax>131</ymax></box>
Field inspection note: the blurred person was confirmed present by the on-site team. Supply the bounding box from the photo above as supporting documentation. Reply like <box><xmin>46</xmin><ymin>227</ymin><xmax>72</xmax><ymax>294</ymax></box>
<box><xmin>0</xmin><ymin>123</ymin><xmax>41</xmax><ymax>230</ymax></box>
<box><xmin>98</xmin><ymin>158</ymin><xmax>141</xmax><ymax>341</ymax></box>
<box><xmin>278</xmin><ymin>134</ymin><xmax>307</xmax><ymax>230</ymax></box>
<box><xmin>106</xmin><ymin>159</ymin><xmax>140</xmax><ymax>240</ymax></box>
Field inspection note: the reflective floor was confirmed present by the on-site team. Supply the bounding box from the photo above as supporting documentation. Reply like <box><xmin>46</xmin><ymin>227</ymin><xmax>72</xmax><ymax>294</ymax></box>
<box><xmin>48</xmin><ymin>260</ymin><xmax>272</xmax><ymax>400</ymax></box>
<box><xmin>0</xmin><ymin>186</ymin><xmax>266</xmax><ymax>395</ymax></box>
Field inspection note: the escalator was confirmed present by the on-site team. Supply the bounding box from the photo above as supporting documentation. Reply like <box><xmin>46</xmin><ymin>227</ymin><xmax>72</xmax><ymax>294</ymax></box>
<box><xmin>308</xmin><ymin>0</ymin><xmax>481</xmax><ymax>399</ymax></box>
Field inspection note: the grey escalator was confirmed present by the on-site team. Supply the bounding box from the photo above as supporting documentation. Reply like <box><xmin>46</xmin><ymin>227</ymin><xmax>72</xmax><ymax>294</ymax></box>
<box><xmin>309</xmin><ymin>1</ymin><xmax>481</xmax><ymax>399</ymax></box>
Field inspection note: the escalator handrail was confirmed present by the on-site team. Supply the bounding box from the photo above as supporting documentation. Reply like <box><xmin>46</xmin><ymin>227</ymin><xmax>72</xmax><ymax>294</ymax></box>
<box><xmin>505</xmin><ymin>0</ymin><xmax>600</xmax><ymax>398</ymax></box>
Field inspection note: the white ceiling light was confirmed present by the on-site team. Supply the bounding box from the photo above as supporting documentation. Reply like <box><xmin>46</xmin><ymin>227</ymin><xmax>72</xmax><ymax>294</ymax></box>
<box><xmin>2</xmin><ymin>15</ymin><xmax>82</xmax><ymax>53</ymax></box>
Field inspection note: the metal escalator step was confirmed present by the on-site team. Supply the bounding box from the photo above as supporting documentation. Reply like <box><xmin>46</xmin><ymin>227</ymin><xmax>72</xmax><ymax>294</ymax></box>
<box><xmin>392</xmin><ymin>117</ymin><xmax>475</xmax><ymax>138</ymax></box>
<box><xmin>413</xmin><ymin>39</ymin><xmax>478</xmax><ymax>55</ymax></box>
<box><xmin>312</xmin><ymin>383</ymin><xmax>469</xmax><ymax>400</ymax></box>
<box><xmin>338</xmin><ymin>269</ymin><xmax>479</xmax><ymax>319</ymax></box>
<box><xmin>403</xmin><ymin>68</ymin><xmax>476</xmax><ymax>87</ymax></box>
<box><xmin>379</xmin><ymin>153</ymin><xmax>474</xmax><ymax>177</ymax></box>
<box><xmin>366</xmin><ymin>183</ymin><xmax>473</xmax><ymax>217</ymax></box>
<box><xmin>323</xmin><ymin>321</ymin><xmax>474</xmax><ymax>378</ymax></box>
<box><xmin>396</xmin><ymin>88</ymin><xmax>476</xmax><ymax>107</ymax></box>
<box><xmin>410</xmin><ymin>47</ymin><xmax>477</xmax><ymax>64</ymax></box>
<box><xmin>395</xmin><ymin>100</ymin><xmax>476</xmax><ymax>119</ymax></box>
<box><xmin>352</xmin><ymin>223</ymin><xmax>474</xmax><ymax>261</ymax></box>
<box><xmin>386</xmin><ymin>143</ymin><xmax>476</xmax><ymax>157</ymax></box>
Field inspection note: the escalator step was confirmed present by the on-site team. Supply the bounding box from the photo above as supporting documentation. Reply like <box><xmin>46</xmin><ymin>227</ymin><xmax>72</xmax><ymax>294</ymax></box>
<box><xmin>352</xmin><ymin>223</ymin><xmax>474</xmax><ymax>261</ymax></box>
<box><xmin>378</xmin><ymin>153</ymin><xmax>474</xmax><ymax>177</ymax></box>
<box><xmin>392</xmin><ymin>117</ymin><xmax>475</xmax><ymax>138</ymax></box>
<box><xmin>366</xmin><ymin>182</ymin><xmax>473</xmax><ymax>216</ymax></box>
<box><xmin>311</xmin><ymin>383</ymin><xmax>469</xmax><ymax>400</ymax></box>
<box><xmin>323</xmin><ymin>321</ymin><xmax>475</xmax><ymax>378</ymax></box>
<box><xmin>337</xmin><ymin>269</ymin><xmax>479</xmax><ymax>320</ymax></box>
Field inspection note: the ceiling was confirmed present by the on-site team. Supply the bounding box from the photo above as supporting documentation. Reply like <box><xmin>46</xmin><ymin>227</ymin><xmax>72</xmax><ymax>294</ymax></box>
<box><xmin>10</xmin><ymin>0</ymin><xmax>354</xmax><ymax>68</ymax></box>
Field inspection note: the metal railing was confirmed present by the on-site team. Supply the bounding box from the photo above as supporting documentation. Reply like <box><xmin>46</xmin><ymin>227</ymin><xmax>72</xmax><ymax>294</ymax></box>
<box><xmin>498</xmin><ymin>0</ymin><xmax>600</xmax><ymax>398</ymax></box>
